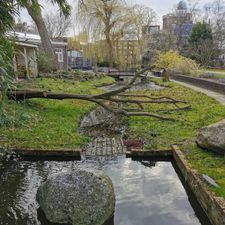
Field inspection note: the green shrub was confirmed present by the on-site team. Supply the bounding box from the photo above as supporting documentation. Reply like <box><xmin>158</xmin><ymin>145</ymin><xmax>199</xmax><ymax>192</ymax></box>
<box><xmin>0</xmin><ymin>110</ymin><xmax>32</xmax><ymax>127</ymax></box>
<box><xmin>0</xmin><ymin>35</ymin><xmax>15</xmax><ymax>93</ymax></box>
<box><xmin>154</xmin><ymin>50</ymin><xmax>201</xmax><ymax>76</ymax></box>
<box><xmin>74</xmin><ymin>69</ymin><xmax>82</xmax><ymax>75</ymax></box>
<box><xmin>37</xmin><ymin>51</ymin><xmax>55</xmax><ymax>73</ymax></box>
<box><xmin>175</xmin><ymin>57</ymin><xmax>201</xmax><ymax>76</ymax></box>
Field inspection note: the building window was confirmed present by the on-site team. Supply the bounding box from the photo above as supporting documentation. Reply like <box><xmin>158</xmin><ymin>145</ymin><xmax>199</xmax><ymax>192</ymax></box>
<box><xmin>55</xmin><ymin>48</ymin><xmax>63</xmax><ymax>62</ymax></box>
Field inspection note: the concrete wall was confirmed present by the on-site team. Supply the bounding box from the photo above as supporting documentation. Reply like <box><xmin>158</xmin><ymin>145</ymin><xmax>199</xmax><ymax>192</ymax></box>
<box><xmin>170</xmin><ymin>74</ymin><xmax>225</xmax><ymax>95</ymax></box>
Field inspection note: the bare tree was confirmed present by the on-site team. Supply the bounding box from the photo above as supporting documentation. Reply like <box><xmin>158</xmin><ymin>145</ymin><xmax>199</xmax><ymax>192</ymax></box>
<box><xmin>127</xmin><ymin>4</ymin><xmax>156</xmax><ymax>58</ymax></box>
<box><xmin>44</xmin><ymin>13</ymin><xmax>72</xmax><ymax>38</ymax></box>
<box><xmin>203</xmin><ymin>0</ymin><xmax>225</xmax><ymax>53</ymax></box>
<box><xmin>13</xmin><ymin>19</ymin><xmax>37</xmax><ymax>33</ymax></box>
<box><xmin>188</xmin><ymin>39</ymin><xmax>218</xmax><ymax>66</ymax></box>
<box><xmin>78</xmin><ymin>0</ymin><xmax>130</xmax><ymax>68</ymax></box>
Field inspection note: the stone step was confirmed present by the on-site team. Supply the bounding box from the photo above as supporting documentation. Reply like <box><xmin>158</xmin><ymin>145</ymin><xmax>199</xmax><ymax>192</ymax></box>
<box><xmin>85</xmin><ymin>137</ymin><xmax>126</xmax><ymax>157</ymax></box>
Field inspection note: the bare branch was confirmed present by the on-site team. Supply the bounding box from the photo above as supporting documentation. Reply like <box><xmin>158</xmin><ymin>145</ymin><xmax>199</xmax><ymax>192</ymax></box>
<box><xmin>94</xmin><ymin>66</ymin><xmax>153</xmax><ymax>99</ymax></box>
<box><xmin>121</xmin><ymin>111</ymin><xmax>175</xmax><ymax>121</ymax></box>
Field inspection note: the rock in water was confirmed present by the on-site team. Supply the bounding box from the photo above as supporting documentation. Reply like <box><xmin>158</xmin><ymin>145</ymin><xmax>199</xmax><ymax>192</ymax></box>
<box><xmin>36</xmin><ymin>169</ymin><xmax>115</xmax><ymax>225</ymax></box>
<box><xmin>196</xmin><ymin>119</ymin><xmax>225</xmax><ymax>155</ymax></box>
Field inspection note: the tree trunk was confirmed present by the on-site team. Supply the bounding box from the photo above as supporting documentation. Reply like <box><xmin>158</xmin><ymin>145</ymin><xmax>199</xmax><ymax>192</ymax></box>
<box><xmin>25</xmin><ymin>3</ymin><xmax>58</xmax><ymax>70</ymax></box>
<box><xmin>105</xmin><ymin>31</ymin><xmax>114</xmax><ymax>68</ymax></box>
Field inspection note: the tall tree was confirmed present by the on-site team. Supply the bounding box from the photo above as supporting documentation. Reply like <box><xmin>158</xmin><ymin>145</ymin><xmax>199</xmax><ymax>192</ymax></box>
<box><xmin>0</xmin><ymin>0</ymin><xmax>18</xmax><ymax>33</ymax></box>
<box><xmin>14</xmin><ymin>19</ymin><xmax>37</xmax><ymax>33</ymax></box>
<box><xmin>78</xmin><ymin>0</ymin><xmax>129</xmax><ymax>67</ymax></box>
<box><xmin>0</xmin><ymin>0</ymin><xmax>17</xmax><ymax>95</ymax></box>
<box><xmin>43</xmin><ymin>12</ymin><xmax>72</xmax><ymax>38</ymax></box>
<box><xmin>203</xmin><ymin>0</ymin><xmax>225</xmax><ymax>55</ymax></box>
<box><xmin>188</xmin><ymin>22</ymin><xmax>218</xmax><ymax>66</ymax></box>
<box><xmin>127</xmin><ymin>4</ymin><xmax>156</xmax><ymax>61</ymax></box>
<box><xmin>21</xmin><ymin>0</ymin><xmax>71</xmax><ymax>57</ymax></box>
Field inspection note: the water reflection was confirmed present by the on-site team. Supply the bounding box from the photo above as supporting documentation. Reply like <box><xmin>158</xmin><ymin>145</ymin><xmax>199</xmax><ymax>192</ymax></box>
<box><xmin>0</xmin><ymin>157</ymin><xmax>211</xmax><ymax>225</ymax></box>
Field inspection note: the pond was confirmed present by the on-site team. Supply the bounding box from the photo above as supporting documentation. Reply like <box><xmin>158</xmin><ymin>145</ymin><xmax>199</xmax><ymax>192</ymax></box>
<box><xmin>0</xmin><ymin>157</ymin><xmax>212</xmax><ymax>225</ymax></box>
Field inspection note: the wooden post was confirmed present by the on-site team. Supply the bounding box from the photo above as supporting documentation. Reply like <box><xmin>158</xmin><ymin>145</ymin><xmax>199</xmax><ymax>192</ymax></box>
<box><xmin>24</xmin><ymin>47</ymin><xmax>30</xmax><ymax>79</ymax></box>
<box><xmin>33</xmin><ymin>48</ymin><xmax>38</xmax><ymax>77</ymax></box>
<box><xmin>13</xmin><ymin>56</ymin><xmax>18</xmax><ymax>80</ymax></box>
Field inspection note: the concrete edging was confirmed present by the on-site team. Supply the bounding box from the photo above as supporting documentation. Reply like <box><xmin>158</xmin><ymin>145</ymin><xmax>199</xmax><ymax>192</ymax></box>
<box><xmin>172</xmin><ymin>145</ymin><xmax>225</xmax><ymax>225</ymax></box>
<box><xmin>127</xmin><ymin>146</ymin><xmax>225</xmax><ymax>225</ymax></box>
<box><xmin>10</xmin><ymin>148</ymin><xmax>81</xmax><ymax>159</ymax></box>
<box><xmin>126</xmin><ymin>149</ymin><xmax>172</xmax><ymax>158</ymax></box>
<box><xmin>170</xmin><ymin>74</ymin><xmax>225</xmax><ymax>95</ymax></box>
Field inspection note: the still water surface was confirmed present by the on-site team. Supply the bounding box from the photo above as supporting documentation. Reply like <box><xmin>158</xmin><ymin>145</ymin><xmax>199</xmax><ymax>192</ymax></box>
<box><xmin>0</xmin><ymin>157</ymin><xmax>211</xmax><ymax>225</ymax></box>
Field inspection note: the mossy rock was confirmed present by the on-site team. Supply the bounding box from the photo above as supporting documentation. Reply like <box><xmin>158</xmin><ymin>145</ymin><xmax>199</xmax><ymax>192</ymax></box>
<box><xmin>196</xmin><ymin>119</ymin><xmax>225</xmax><ymax>155</ymax></box>
<box><xmin>36</xmin><ymin>169</ymin><xmax>115</xmax><ymax>225</ymax></box>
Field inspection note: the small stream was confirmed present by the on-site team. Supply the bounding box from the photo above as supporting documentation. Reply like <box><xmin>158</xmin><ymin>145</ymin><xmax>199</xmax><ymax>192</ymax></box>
<box><xmin>0</xmin><ymin>157</ymin><xmax>212</xmax><ymax>225</ymax></box>
<box><xmin>98</xmin><ymin>80</ymin><xmax>164</xmax><ymax>92</ymax></box>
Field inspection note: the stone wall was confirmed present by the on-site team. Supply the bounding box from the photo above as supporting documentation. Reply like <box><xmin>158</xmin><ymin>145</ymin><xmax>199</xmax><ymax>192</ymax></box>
<box><xmin>170</xmin><ymin>74</ymin><xmax>225</xmax><ymax>95</ymax></box>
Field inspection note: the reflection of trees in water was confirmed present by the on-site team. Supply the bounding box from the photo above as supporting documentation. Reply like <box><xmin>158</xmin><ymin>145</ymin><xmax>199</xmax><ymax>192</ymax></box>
<box><xmin>0</xmin><ymin>160</ymin><xmax>35</xmax><ymax>225</ymax></box>
<box><xmin>141</xmin><ymin>160</ymin><xmax>157</xmax><ymax>168</ymax></box>
<box><xmin>84</xmin><ymin>156</ymin><xmax>125</xmax><ymax>168</ymax></box>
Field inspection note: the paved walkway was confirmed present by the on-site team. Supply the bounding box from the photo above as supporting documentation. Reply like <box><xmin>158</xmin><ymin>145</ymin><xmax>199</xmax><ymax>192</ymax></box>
<box><xmin>172</xmin><ymin>80</ymin><xmax>225</xmax><ymax>106</ymax></box>
<box><xmin>85</xmin><ymin>137</ymin><xmax>126</xmax><ymax>157</ymax></box>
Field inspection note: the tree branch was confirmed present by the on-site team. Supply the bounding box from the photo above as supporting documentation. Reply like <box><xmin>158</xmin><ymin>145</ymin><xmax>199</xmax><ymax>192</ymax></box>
<box><xmin>7</xmin><ymin>67</ymin><xmax>190</xmax><ymax>121</ymax></box>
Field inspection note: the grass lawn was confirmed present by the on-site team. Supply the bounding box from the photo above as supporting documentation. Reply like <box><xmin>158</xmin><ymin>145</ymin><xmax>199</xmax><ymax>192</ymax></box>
<box><xmin>0</xmin><ymin>76</ymin><xmax>114</xmax><ymax>150</ymax></box>
<box><xmin>128</xmin><ymin>78</ymin><xmax>225</xmax><ymax>149</ymax></box>
<box><xmin>183</xmin><ymin>143</ymin><xmax>225</xmax><ymax>199</ymax></box>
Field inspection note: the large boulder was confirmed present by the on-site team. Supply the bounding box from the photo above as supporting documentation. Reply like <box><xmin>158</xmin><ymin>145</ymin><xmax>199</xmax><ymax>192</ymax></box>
<box><xmin>196</xmin><ymin>119</ymin><xmax>225</xmax><ymax>154</ymax></box>
<box><xmin>36</xmin><ymin>169</ymin><xmax>115</xmax><ymax>225</ymax></box>
<box><xmin>79</xmin><ymin>106</ymin><xmax>127</xmax><ymax>137</ymax></box>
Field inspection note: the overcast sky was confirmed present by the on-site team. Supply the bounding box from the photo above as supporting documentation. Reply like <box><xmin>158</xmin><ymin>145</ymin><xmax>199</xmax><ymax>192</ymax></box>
<box><xmin>19</xmin><ymin>0</ymin><xmax>211</xmax><ymax>36</ymax></box>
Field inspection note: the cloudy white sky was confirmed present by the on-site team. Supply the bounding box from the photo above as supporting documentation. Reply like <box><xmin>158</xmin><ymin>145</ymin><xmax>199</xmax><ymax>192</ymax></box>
<box><xmin>19</xmin><ymin>0</ymin><xmax>211</xmax><ymax>36</ymax></box>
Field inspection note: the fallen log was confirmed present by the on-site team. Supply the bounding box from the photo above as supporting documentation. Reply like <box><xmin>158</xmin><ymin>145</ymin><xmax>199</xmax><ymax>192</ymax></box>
<box><xmin>6</xmin><ymin>67</ymin><xmax>191</xmax><ymax>121</ymax></box>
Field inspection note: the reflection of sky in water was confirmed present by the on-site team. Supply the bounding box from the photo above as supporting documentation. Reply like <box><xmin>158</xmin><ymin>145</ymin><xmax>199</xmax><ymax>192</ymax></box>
<box><xmin>103</xmin><ymin>158</ymin><xmax>200</xmax><ymax>225</ymax></box>
<box><xmin>0</xmin><ymin>158</ymin><xmax>202</xmax><ymax>225</ymax></box>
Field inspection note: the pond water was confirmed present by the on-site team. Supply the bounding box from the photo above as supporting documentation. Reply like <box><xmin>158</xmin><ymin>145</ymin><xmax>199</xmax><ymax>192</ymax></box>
<box><xmin>0</xmin><ymin>157</ymin><xmax>212</xmax><ymax>225</ymax></box>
